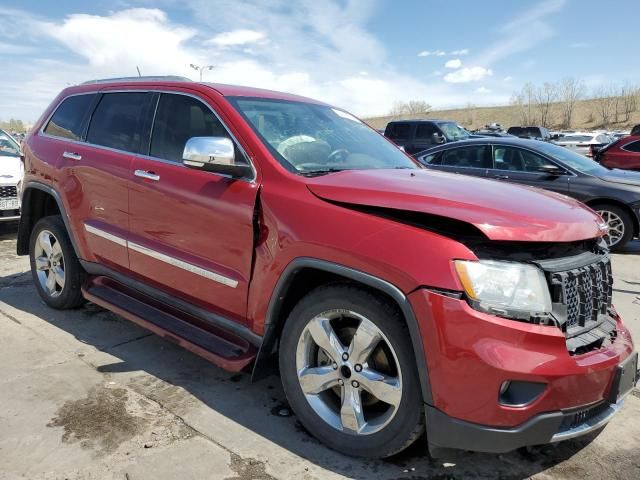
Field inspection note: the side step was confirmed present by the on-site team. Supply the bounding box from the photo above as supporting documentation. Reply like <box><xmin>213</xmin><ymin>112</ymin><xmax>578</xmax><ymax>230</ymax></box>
<box><xmin>82</xmin><ymin>276</ymin><xmax>257</xmax><ymax>372</ymax></box>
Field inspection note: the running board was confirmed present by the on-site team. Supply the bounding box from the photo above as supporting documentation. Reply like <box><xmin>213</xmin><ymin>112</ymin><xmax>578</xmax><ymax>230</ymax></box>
<box><xmin>82</xmin><ymin>276</ymin><xmax>257</xmax><ymax>372</ymax></box>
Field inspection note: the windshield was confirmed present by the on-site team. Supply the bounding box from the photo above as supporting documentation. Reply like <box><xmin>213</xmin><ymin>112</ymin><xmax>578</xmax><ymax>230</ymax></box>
<box><xmin>557</xmin><ymin>135</ymin><xmax>594</xmax><ymax>143</ymax></box>
<box><xmin>228</xmin><ymin>97</ymin><xmax>418</xmax><ymax>174</ymax></box>
<box><xmin>437</xmin><ymin>122</ymin><xmax>470</xmax><ymax>141</ymax></box>
<box><xmin>0</xmin><ymin>131</ymin><xmax>20</xmax><ymax>157</ymax></box>
<box><xmin>534</xmin><ymin>141</ymin><xmax>610</xmax><ymax>175</ymax></box>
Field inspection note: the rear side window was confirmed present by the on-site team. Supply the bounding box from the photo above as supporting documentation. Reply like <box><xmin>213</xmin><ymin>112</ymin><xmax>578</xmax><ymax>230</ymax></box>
<box><xmin>386</xmin><ymin>123</ymin><xmax>411</xmax><ymax>140</ymax></box>
<box><xmin>441</xmin><ymin>146</ymin><xmax>490</xmax><ymax>168</ymax></box>
<box><xmin>624</xmin><ymin>140</ymin><xmax>640</xmax><ymax>153</ymax></box>
<box><xmin>421</xmin><ymin>152</ymin><xmax>442</xmax><ymax>165</ymax></box>
<box><xmin>43</xmin><ymin>94</ymin><xmax>95</xmax><ymax>141</ymax></box>
<box><xmin>150</xmin><ymin>93</ymin><xmax>230</xmax><ymax>163</ymax></box>
<box><xmin>86</xmin><ymin>92</ymin><xmax>151</xmax><ymax>153</ymax></box>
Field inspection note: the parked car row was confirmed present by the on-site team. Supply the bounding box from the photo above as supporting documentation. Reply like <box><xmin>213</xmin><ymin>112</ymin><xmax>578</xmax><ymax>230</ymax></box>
<box><xmin>0</xmin><ymin>128</ymin><xmax>22</xmax><ymax>223</ymax></box>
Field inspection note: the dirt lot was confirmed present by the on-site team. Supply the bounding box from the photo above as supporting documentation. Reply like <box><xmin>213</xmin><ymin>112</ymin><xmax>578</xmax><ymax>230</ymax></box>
<box><xmin>1</xmin><ymin>220</ymin><xmax>639</xmax><ymax>480</ymax></box>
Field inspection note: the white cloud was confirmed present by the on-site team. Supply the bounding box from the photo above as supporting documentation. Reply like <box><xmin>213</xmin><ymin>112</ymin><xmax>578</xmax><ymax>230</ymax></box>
<box><xmin>418</xmin><ymin>50</ymin><xmax>446</xmax><ymax>57</ymax></box>
<box><xmin>206</xmin><ymin>29</ymin><xmax>265</xmax><ymax>47</ymax></box>
<box><xmin>450</xmin><ymin>49</ymin><xmax>469</xmax><ymax>55</ymax></box>
<box><xmin>503</xmin><ymin>75</ymin><xmax>513</xmax><ymax>82</ymax></box>
<box><xmin>444</xmin><ymin>67</ymin><xmax>493</xmax><ymax>83</ymax></box>
<box><xmin>444</xmin><ymin>59</ymin><xmax>462</xmax><ymax>69</ymax></box>
<box><xmin>475</xmin><ymin>86</ymin><xmax>491</xmax><ymax>93</ymax></box>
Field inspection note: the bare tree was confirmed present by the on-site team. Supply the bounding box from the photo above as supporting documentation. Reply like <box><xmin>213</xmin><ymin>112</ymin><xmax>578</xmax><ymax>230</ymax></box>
<box><xmin>388</xmin><ymin>100</ymin><xmax>431</xmax><ymax>119</ymax></box>
<box><xmin>534</xmin><ymin>82</ymin><xmax>558</xmax><ymax>127</ymax></box>
<box><xmin>592</xmin><ymin>87</ymin><xmax>617</xmax><ymax>128</ymax></box>
<box><xmin>619</xmin><ymin>83</ymin><xmax>638</xmax><ymax>123</ymax></box>
<box><xmin>510</xmin><ymin>83</ymin><xmax>536</xmax><ymax>125</ymax></box>
<box><xmin>558</xmin><ymin>77</ymin><xmax>585</xmax><ymax>128</ymax></box>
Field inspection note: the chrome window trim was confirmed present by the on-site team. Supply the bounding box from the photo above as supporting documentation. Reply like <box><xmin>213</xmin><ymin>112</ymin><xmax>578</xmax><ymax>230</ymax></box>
<box><xmin>82</xmin><ymin>223</ymin><xmax>238</xmax><ymax>288</ymax></box>
<box><xmin>39</xmin><ymin>88</ymin><xmax>257</xmax><ymax>183</ymax></box>
<box><xmin>128</xmin><ymin>241</ymin><xmax>239</xmax><ymax>288</ymax></box>
<box><xmin>84</xmin><ymin>224</ymin><xmax>127</xmax><ymax>247</ymax></box>
<box><xmin>620</xmin><ymin>140</ymin><xmax>640</xmax><ymax>154</ymax></box>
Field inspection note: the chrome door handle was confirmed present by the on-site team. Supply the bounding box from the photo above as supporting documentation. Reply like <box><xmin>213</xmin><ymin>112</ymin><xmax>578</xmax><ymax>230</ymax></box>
<box><xmin>62</xmin><ymin>151</ymin><xmax>82</xmax><ymax>161</ymax></box>
<box><xmin>494</xmin><ymin>174</ymin><xmax>509</xmax><ymax>180</ymax></box>
<box><xmin>134</xmin><ymin>170</ymin><xmax>160</xmax><ymax>181</ymax></box>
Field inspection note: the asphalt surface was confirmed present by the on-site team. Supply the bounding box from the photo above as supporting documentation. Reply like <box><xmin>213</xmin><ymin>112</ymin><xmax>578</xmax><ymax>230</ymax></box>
<box><xmin>0</xmin><ymin>220</ymin><xmax>639</xmax><ymax>480</ymax></box>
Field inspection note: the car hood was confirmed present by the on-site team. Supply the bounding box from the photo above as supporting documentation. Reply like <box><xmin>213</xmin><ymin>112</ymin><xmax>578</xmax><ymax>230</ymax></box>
<box><xmin>0</xmin><ymin>155</ymin><xmax>22</xmax><ymax>184</ymax></box>
<box><xmin>306</xmin><ymin>169</ymin><xmax>604</xmax><ymax>242</ymax></box>
<box><xmin>598</xmin><ymin>168</ymin><xmax>640</xmax><ymax>187</ymax></box>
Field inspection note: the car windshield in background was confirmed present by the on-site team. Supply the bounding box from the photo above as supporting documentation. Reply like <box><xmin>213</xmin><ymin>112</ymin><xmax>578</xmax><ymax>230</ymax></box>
<box><xmin>558</xmin><ymin>135</ymin><xmax>594</xmax><ymax>143</ymax></box>
<box><xmin>229</xmin><ymin>98</ymin><xmax>418</xmax><ymax>175</ymax></box>
<box><xmin>534</xmin><ymin>141</ymin><xmax>610</xmax><ymax>175</ymax></box>
<box><xmin>437</xmin><ymin>122</ymin><xmax>470</xmax><ymax>141</ymax></box>
<box><xmin>0</xmin><ymin>131</ymin><xmax>20</xmax><ymax>157</ymax></box>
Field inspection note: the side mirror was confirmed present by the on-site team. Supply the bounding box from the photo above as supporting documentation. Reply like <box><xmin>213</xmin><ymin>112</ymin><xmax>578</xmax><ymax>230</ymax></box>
<box><xmin>183</xmin><ymin>137</ymin><xmax>252</xmax><ymax>179</ymax></box>
<box><xmin>538</xmin><ymin>164</ymin><xmax>565</xmax><ymax>176</ymax></box>
<box><xmin>432</xmin><ymin>132</ymin><xmax>446</xmax><ymax>144</ymax></box>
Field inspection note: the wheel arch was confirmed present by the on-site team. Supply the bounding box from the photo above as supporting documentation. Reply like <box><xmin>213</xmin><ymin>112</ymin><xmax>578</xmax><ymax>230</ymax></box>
<box><xmin>251</xmin><ymin>257</ymin><xmax>434</xmax><ymax>405</ymax></box>
<box><xmin>584</xmin><ymin>198</ymin><xmax>639</xmax><ymax>237</ymax></box>
<box><xmin>17</xmin><ymin>182</ymin><xmax>80</xmax><ymax>257</ymax></box>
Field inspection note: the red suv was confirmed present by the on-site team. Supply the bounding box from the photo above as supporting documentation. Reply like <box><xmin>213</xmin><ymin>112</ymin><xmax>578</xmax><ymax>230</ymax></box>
<box><xmin>18</xmin><ymin>77</ymin><xmax>638</xmax><ymax>458</ymax></box>
<box><xmin>596</xmin><ymin>135</ymin><xmax>640</xmax><ymax>170</ymax></box>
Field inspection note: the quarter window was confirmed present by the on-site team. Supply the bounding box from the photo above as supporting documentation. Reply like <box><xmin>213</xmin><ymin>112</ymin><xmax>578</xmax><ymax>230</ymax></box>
<box><xmin>43</xmin><ymin>94</ymin><xmax>96</xmax><ymax>141</ymax></box>
<box><xmin>623</xmin><ymin>140</ymin><xmax>640</xmax><ymax>153</ymax></box>
<box><xmin>441</xmin><ymin>146</ymin><xmax>490</xmax><ymax>168</ymax></box>
<box><xmin>86</xmin><ymin>92</ymin><xmax>152</xmax><ymax>154</ymax></box>
<box><xmin>494</xmin><ymin>146</ymin><xmax>549</xmax><ymax>172</ymax></box>
<box><xmin>150</xmin><ymin>93</ymin><xmax>230</xmax><ymax>163</ymax></box>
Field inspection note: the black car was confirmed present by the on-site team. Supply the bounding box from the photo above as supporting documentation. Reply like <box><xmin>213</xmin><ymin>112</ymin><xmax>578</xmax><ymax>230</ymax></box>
<box><xmin>416</xmin><ymin>138</ymin><xmax>640</xmax><ymax>250</ymax></box>
<box><xmin>384</xmin><ymin>119</ymin><xmax>481</xmax><ymax>155</ymax></box>
<box><xmin>506</xmin><ymin>126</ymin><xmax>551</xmax><ymax>141</ymax></box>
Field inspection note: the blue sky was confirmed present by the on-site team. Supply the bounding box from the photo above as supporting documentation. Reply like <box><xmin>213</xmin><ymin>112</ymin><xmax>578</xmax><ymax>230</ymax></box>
<box><xmin>0</xmin><ymin>0</ymin><xmax>637</xmax><ymax>121</ymax></box>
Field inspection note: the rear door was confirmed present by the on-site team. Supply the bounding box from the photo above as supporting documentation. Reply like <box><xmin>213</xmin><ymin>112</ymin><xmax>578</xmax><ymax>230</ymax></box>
<box><xmin>128</xmin><ymin>91</ymin><xmax>258</xmax><ymax>324</ymax></box>
<box><xmin>490</xmin><ymin>145</ymin><xmax>570</xmax><ymax>194</ymax></box>
<box><xmin>385</xmin><ymin>122</ymin><xmax>414</xmax><ymax>152</ymax></box>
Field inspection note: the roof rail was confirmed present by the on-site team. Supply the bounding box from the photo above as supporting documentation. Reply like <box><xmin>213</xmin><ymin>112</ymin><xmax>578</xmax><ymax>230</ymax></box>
<box><xmin>81</xmin><ymin>76</ymin><xmax>192</xmax><ymax>85</ymax></box>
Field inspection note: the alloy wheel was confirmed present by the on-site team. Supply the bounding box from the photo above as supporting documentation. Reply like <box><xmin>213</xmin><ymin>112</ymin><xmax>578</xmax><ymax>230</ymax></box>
<box><xmin>597</xmin><ymin>210</ymin><xmax>625</xmax><ymax>247</ymax></box>
<box><xmin>295</xmin><ymin>309</ymin><xmax>402</xmax><ymax>435</ymax></box>
<box><xmin>33</xmin><ymin>230</ymin><xmax>65</xmax><ymax>297</ymax></box>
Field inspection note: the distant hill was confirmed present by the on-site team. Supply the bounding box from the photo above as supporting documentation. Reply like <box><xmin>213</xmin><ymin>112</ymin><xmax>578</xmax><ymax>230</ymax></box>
<box><xmin>364</xmin><ymin>97</ymin><xmax>640</xmax><ymax>132</ymax></box>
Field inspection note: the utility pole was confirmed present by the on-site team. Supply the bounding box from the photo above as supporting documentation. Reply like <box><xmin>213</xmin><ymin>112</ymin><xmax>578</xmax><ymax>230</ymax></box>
<box><xmin>190</xmin><ymin>64</ymin><xmax>215</xmax><ymax>82</ymax></box>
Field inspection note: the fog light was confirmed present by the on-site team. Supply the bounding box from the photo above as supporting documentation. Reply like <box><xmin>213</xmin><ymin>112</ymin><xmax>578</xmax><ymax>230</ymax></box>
<box><xmin>499</xmin><ymin>381</ymin><xmax>547</xmax><ymax>407</ymax></box>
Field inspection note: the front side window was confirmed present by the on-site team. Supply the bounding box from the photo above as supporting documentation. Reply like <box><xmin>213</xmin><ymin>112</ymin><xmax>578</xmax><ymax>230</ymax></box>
<box><xmin>525</xmin><ymin>142</ymin><xmax>608</xmax><ymax>175</ymax></box>
<box><xmin>415</xmin><ymin>123</ymin><xmax>438</xmax><ymax>141</ymax></box>
<box><xmin>150</xmin><ymin>93</ymin><xmax>230</xmax><ymax>163</ymax></box>
<box><xmin>0</xmin><ymin>130</ymin><xmax>20</xmax><ymax>157</ymax></box>
<box><xmin>494</xmin><ymin>146</ymin><xmax>549</xmax><ymax>172</ymax></box>
<box><xmin>43</xmin><ymin>94</ymin><xmax>96</xmax><ymax>141</ymax></box>
<box><xmin>86</xmin><ymin>92</ymin><xmax>151</xmax><ymax>154</ymax></box>
<box><xmin>442</xmin><ymin>146</ymin><xmax>489</xmax><ymax>168</ymax></box>
<box><xmin>229</xmin><ymin>98</ymin><xmax>418</xmax><ymax>174</ymax></box>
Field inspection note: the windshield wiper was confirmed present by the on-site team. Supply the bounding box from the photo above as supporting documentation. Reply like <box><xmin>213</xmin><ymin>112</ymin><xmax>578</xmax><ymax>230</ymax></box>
<box><xmin>299</xmin><ymin>168</ymin><xmax>347</xmax><ymax>177</ymax></box>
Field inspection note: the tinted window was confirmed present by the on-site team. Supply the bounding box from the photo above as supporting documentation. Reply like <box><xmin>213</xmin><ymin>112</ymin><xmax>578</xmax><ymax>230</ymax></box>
<box><xmin>421</xmin><ymin>152</ymin><xmax>441</xmax><ymax>165</ymax></box>
<box><xmin>86</xmin><ymin>92</ymin><xmax>151</xmax><ymax>153</ymax></box>
<box><xmin>624</xmin><ymin>140</ymin><xmax>640</xmax><ymax>153</ymax></box>
<box><xmin>386</xmin><ymin>123</ymin><xmax>411</xmax><ymax>140</ymax></box>
<box><xmin>150</xmin><ymin>93</ymin><xmax>230</xmax><ymax>163</ymax></box>
<box><xmin>44</xmin><ymin>94</ymin><xmax>95</xmax><ymax>141</ymax></box>
<box><xmin>441</xmin><ymin>146</ymin><xmax>489</xmax><ymax>168</ymax></box>
<box><xmin>494</xmin><ymin>146</ymin><xmax>549</xmax><ymax>172</ymax></box>
<box><xmin>415</xmin><ymin>123</ymin><xmax>438</xmax><ymax>141</ymax></box>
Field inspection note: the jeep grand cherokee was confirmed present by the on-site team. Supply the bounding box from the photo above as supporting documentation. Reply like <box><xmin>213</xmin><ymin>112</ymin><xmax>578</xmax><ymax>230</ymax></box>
<box><xmin>17</xmin><ymin>77</ymin><xmax>638</xmax><ymax>458</ymax></box>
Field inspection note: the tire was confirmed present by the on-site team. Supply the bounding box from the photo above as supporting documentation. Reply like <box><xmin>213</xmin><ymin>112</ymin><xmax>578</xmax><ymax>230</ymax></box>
<box><xmin>29</xmin><ymin>215</ymin><xmax>86</xmax><ymax>309</ymax></box>
<box><xmin>279</xmin><ymin>284</ymin><xmax>424</xmax><ymax>458</ymax></box>
<box><xmin>592</xmin><ymin>203</ymin><xmax>634</xmax><ymax>252</ymax></box>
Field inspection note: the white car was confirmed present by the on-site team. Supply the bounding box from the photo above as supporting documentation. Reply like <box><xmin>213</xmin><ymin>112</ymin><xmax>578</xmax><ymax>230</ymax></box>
<box><xmin>552</xmin><ymin>132</ymin><xmax>613</xmax><ymax>157</ymax></box>
<box><xmin>0</xmin><ymin>129</ymin><xmax>23</xmax><ymax>222</ymax></box>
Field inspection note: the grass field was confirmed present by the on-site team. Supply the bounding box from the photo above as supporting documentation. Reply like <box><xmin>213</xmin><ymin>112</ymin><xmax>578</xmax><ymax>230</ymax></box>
<box><xmin>364</xmin><ymin>97</ymin><xmax>640</xmax><ymax>132</ymax></box>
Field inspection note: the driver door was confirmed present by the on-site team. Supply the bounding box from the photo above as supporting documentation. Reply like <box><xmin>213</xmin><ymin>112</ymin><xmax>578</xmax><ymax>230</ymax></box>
<box><xmin>128</xmin><ymin>92</ymin><xmax>259</xmax><ymax>324</ymax></box>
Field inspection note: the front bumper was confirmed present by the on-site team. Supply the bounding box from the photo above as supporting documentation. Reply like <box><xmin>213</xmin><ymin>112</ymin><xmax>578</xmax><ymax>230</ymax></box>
<box><xmin>408</xmin><ymin>289</ymin><xmax>637</xmax><ymax>453</ymax></box>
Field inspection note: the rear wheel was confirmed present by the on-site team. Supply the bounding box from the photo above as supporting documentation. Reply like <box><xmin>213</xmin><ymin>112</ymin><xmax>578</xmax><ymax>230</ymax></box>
<box><xmin>593</xmin><ymin>204</ymin><xmax>634</xmax><ymax>251</ymax></box>
<box><xmin>29</xmin><ymin>216</ymin><xmax>85</xmax><ymax>309</ymax></box>
<box><xmin>279</xmin><ymin>284</ymin><xmax>424</xmax><ymax>458</ymax></box>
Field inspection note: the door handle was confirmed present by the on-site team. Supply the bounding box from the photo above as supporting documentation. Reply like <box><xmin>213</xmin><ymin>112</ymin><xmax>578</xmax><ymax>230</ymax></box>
<box><xmin>494</xmin><ymin>174</ymin><xmax>510</xmax><ymax>180</ymax></box>
<box><xmin>62</xmin><ymin>151</ymin><xmax>82</xmax><ymax>161</ymax></box>
<box><xmin>134</xmin><ymin>170</ymin><xmax>160</xmax><ymax>181</ymax></box>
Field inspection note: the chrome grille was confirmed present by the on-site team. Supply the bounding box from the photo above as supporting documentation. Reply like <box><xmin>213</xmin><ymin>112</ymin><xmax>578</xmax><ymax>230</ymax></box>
<box><xmin>0</xmin><ymin>186</ymin><xmax>17</xmax><ymax>199</ymax></box>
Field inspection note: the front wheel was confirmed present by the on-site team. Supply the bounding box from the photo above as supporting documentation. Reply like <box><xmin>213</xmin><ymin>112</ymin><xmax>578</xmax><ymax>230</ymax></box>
<box><xmin>279</xmin><ymin>285</ymin><xmax>424</xmax><ymax>458</ymax></box>
<box><xmin>593</xmin><ymin>204</ymin><xmax>634</xmax><ymax>251</ymax></box>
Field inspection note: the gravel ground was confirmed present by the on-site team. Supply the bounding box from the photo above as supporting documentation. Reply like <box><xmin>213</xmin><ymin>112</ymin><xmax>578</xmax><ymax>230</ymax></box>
<box><xmin>0</xmin><ymin>220</ymin><xmax>639</xmax><ymax>480</ymax></box>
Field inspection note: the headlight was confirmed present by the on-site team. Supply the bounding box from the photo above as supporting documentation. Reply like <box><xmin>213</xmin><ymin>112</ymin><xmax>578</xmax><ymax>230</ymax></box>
<box><xmin>454</xmin><ymin>260</ymin><xmax>552</xmax><ymax>318</ymax></box>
